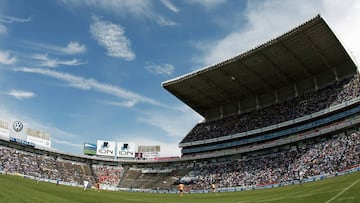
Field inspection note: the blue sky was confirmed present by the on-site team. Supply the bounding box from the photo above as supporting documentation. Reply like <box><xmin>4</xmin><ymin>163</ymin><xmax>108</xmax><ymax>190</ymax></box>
<box><xmin>0</xmin><ymin>0</ymin><xmax>359</xmax><ymax>157</ymax></box>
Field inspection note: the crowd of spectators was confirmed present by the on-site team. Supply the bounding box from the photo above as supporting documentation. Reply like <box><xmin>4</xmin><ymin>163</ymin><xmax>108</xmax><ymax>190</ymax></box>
<box><xmin>182</xmin><ymin>74</ymin><xmax>360</xmax><ymax>143</ymax></box>
<box><xmin>184</xmin><ymin>132</ymin><xmax>360</xmax><ymax>191</ymax></box>
<box><xmin>92</xmin><ymin>164</ymin><xmax>123</xmax><ymax>186</ymax></box>
<box><xmin>0</xmin><ymin>146</ymin><xmax>125</xmax><ymax>187</ymax></box>
<box><xmin>0</xmin><ymin>147</ymin><xmax>94</xmax><ymax>185</ymax></box>
<box><xmin>0</xmin><ymin>130</ymin><xmax>358</xmax><ymax>191</ymax></box>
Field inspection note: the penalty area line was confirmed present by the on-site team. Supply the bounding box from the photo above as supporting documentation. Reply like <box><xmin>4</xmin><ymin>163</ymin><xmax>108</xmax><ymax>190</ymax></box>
<box><xmin>325</xmin><ymin>177</ymin><xmax>360</xmax><ymax>203</ymax></box>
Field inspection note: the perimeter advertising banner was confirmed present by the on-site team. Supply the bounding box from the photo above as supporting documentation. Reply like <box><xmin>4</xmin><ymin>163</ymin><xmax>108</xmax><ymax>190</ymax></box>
<box><xmin>117</xmin><ymin>142</ymin><xmax>136</xmax><ymax>158</ymax></box>
<box><xmin>142</xmin><ymin>152</ymin><xmax>159</xmax><ymax>160</ymax></box>
<box><xmin>26</xmin><ymin>135</ymin><xmax>51</xmax><ymax>148</ymax></box>
<box><xmin>25</xmin><ymin>128</ymin><xmax>51</xmax><ymax>148</ymax></box>
<box><xmin>96</xmin><ymin>140</ymin><xmax>116</xmax><ymax>157</ymax></box>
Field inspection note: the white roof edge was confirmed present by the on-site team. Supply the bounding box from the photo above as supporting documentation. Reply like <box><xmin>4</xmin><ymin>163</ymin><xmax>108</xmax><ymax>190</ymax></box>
<box><xmin>161</xmin><ymin>62</ymin><xmax>219</xmax><ymax>87</ymax></box>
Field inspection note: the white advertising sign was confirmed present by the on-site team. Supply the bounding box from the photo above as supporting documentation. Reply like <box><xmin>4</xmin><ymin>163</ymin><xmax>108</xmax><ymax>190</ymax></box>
<box><xmin>117</xmin><ymin>142</ymin><xmax>136</xmax><ymax>158</ymax></box>
<box><xmin>96</xmin><ymin>140</ymin><xmax>116</xmax><ymax>157</ymax></box>
<box><xmin>142</xmin><ymin>152</ymin><xmax>159</xmax><ymax>160</ymax></box>
<box><xmin>26</xmin><ymin>135</ymin><xmax>51</xmax><ymax>148</ymax></box>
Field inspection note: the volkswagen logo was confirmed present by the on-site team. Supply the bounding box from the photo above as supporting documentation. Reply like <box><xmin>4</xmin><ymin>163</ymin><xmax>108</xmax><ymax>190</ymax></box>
<box><xmin>13</xmin><ymin>121</ymin><xmax>23</xmax><ymax>132</ymax></box>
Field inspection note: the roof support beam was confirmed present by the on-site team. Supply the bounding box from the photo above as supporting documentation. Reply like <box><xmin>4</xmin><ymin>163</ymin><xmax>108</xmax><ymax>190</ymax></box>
<box><xmin>198</xmin><ymin>75</ymin><xmax>228</xmax><ymax>97</ymax></box>
<box><xmin>313</xmin><ymin>75</ymin><xmax>319</xmax><ymax>90</ymax></box>
<box><xmin>302</xmin><ymin>33</ymin><xmax>337</xmax><ymax>80</ymax></box>
<box><xmin>237</xmin><ymin>101</ymin><xmax>242</xmax><ymax>114</ymax></box>
<box><xmin>260</xmin><ymin>52</ymin><xmax>300</xmax><ymax>97</ymax></box>
<box><xmin>333</xmin><ymin>67</ymin><xmax>339</xmax><ymax>81</ymax></box>
<box><xmin>197</xmin><ymin>74</ymin><xmax>239</xmax><ymax>114</ymax></box>
<box><xmin>240</xmin><ymin>62</ymin><xmax>275</xmax><ymax>92</ymax></box>
<box><xmin>256</xmin><ymin>95</ymin><xmax>260</xmax><ymax>109</ymax></box>
<box><xmin>220</xmin><ymin>105</ymin><xmax>223</xmax><ymax>118</ymax></box>
<box><xmin>274</xmin><ymin>90</ymin><xmax>278</xmax><ymax>103</ymax></box>
<box><xmin>221</xmin><ymin>69</ymin><xmax>254</xmax><ymax>97</ymax></box>
<box><xmin>279</xmin><ymin>42</ymin><xmax>314</xmax><ymax>77</ymax></box>
<box><xmin>183</xmin><ymin>82</ymin><xmax>219</xmax><ymax>109</ymax></box>
<box><xmin>293</xmin><ymin>83</ymin><xmax>298</xmax><ymax>97</ymax></box>
<box><xmin>260</xmin><ymin>52</ymin><xmax>294</xmax><ymax>85</ymax></box>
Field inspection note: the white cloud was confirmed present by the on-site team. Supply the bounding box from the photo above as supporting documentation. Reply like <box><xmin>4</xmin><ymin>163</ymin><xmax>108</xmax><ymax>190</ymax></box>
<box><xmin>155</xmin><ymin>15</ymin><xmax>177</xmax><ymax>26</ymax></box>
<box><xmin>0</xmin><ymin>15</ymin><xmax>31</xmax><ymax>35</ymax></box>
<box><xmin>26</xmin><ymin>41</ymin><xmax>86</xmax><ymax>55</ymax></box>
<box><xmin>145</xmin><ymin>63</ymin><xmax>175</xmax><ymax>75</ymax></box>
<box><xmin>187</xmin><ymin>0</ymin><xmax>227</xmax><ymax>9</ymax></box>
<box><xmin>100</xmin><ymin>100</ymin><xmax>137</xmax><ymax>108</ymax></box>
<box><xmin>0</xmin><ymin>15</ymin><xmax>32</xmax><ymax>23</ymax></box>
<box><xmin>161</xmin><ymin>0</ymin><xmax>179</xmax><ymax>13</ymax></box>
<box><xmin>41</xmin><ymin>58</ymin><xmax>85</xmax><ymax>67</ymax></box>
<box><xmin>90</xmin><ymin>17</ymin><xmax>135</xmax><ymax>61</ymax></box>
<box><xmin>64</xmin><ymin>42</ymin><xmax>86</xmax><ymax>54</ymax></box>
<box><xmin>319</xmin><ymin>0</ymin><xmax>360</xmax><ymax>68</ymax></box>
<box><xmin>31</xmin><ymin>53</ymin><xmax>48</xmax><ymax>61</ymax></box>
<box><xmin>31</xmin><ymin>53</ymin><xmax>86</xmax><ymax>67</ymax></box>
<box><xmin>137</xmin><ymin>106</ymin><xmax>202</xmax><ymax>138</ymax></box>
<box><xmin>0</xmin><ymin>50</ymin><xmax>16</xmax><ymax>65</ymax></box>
<box><xmin>59</xmin><ymin>58</ymin><xmax>85</xmax><ymax>66</ymax></box>
<box><xmin>15</xmin><ymin>67</ymin><xmax>164</xmax><ymax>107</ymax></box>
<box><xmin>60</xmin><ymin>0</ymin><xmax>176</xmax><ymax>26</ymax></box>
<box><xmin>6</xmin><ymin>89</ymin><xmax>35</xmax><ymax>100</ymax></box>
<box><xmin>195</xmin><ymin>0</ymin><xmax>360</xmax><ymax>68</ymax></box>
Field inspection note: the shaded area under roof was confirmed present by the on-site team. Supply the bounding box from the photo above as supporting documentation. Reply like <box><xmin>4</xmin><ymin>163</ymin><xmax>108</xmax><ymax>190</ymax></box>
<box><xmin>162</xmin><ymin>15</ymin><xmax>358</xmax><ymax>120</ymax></box>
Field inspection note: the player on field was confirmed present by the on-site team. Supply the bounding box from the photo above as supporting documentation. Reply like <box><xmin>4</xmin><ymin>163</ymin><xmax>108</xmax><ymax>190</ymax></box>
<box><xmin>211</xmin><ymin>183</ymin><xmax>216</xmax><ymax>193</ymax></box>
<box><xmin>83</xmin><ymin>180</ymin><xmax>89</xmax><ymax>190</ymax></box>
<box><xmin>178</xmin><ymin>183</ymin><xmax>184</xmax><ymax>197</ymax></box>
<box><xmin>299</xmin><ymin>171</ymin><xmax>303</xmax><ymax>187</ymax></box>
<box><xmin>96</xmin><ymin>182</ymin><xmax>100</xmax><ymax>192</ymax></box>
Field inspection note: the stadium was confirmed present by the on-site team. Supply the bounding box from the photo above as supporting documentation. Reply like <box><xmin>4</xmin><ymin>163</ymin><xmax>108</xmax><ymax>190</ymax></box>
<box><xmin>1</xmin><ymin>15</ymin><xmax>359</xmax><ymax>202</ymax></box>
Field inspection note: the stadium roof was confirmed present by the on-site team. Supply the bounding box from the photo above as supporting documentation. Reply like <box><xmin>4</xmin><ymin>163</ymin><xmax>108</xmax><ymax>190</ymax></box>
<box><xmin>162</xmin><ymin>15</ymin><xmax>358</xmax><ymax>120</ymax></box>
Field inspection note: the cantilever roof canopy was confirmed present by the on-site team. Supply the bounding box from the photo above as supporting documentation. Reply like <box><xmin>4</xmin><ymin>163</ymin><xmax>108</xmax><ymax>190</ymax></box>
<box><xmin>162</xmin><ymin>15</ymin><xmax>358</xmax><ymax>120</ymax></box>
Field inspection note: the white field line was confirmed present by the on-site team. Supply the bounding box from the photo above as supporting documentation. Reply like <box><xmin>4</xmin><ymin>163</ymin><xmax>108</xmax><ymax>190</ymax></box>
<box><xmin>325</xmin><ymin>178</ymin><xmax>360</xmax><ymax>203</ymax></box>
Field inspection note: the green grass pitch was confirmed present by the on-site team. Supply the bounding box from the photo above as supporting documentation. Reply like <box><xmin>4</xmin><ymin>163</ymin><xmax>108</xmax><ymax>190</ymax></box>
<box><xmin>0</xmin><ymin>171</ymin><xmax>359</xmax><ymax>203</ymax></box>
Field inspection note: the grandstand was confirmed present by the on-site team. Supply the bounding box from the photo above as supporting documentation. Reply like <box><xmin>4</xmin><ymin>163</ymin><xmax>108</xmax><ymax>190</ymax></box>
<box><xmin>0</xmin><ymin>15</ymin><xmax>359</xmax><ymax>193</ymax></box>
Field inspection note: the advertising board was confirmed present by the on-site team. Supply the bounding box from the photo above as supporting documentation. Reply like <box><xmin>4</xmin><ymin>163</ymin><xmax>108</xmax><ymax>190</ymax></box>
<box><xmin>96</xmin><ymin>140</ymin><xmax>116</xmax><ymax>157</ymax></box>
<box><xmin>117</xmin><ymin>142</ymin><xmax>136</xmax><ymax>158</ymax></box>
<box><xmin>83</xmin><ymin>143</ymin><xmax>97</xmax><ymax>155</ymax></box>
<box><xmin>27</xmin><ymin>135</ymin><xmax>51</xmax><ymax>148</ymax></box>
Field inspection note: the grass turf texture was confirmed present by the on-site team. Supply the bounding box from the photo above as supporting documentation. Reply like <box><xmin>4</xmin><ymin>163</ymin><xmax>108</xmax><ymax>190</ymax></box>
<box><xmin>0</xmin><ymin>171</ymin><xmax>359</xmax><ymax>203</ymax></box>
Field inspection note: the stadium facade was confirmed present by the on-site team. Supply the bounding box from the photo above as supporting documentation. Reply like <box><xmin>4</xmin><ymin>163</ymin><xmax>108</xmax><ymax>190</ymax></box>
<box><xmin>0</xmin><ymin>15</ymin><xmax>359</xmax><ymax>192</ymax></box>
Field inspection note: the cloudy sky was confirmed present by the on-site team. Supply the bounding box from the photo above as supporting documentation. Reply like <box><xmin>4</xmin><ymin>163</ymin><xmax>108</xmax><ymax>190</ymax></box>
<box><xmin>0</xmin><ymin>0</ymin><xmax>359</xmax><ymax>157</ymax></box>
